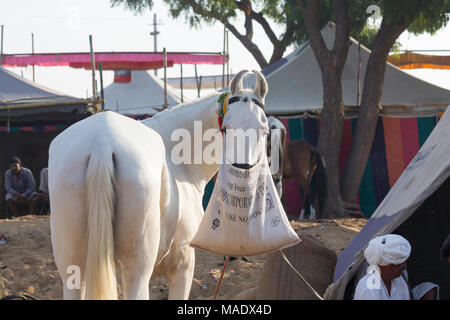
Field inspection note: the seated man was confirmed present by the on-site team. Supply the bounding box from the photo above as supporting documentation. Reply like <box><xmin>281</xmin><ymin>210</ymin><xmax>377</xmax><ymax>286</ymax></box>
<box><xmin>5</xmin><ymin>156</ymin><xmax>38</xmax><ymax>217</ymax></box>
<box><xmin>354</xmin><ymin>234</ymin><xmax>439</xmax><ymax>300</ymax></box>
<box><xmin>34</xmin><ymin>167</ymin><xmax>50</xmax><ymax>215</ymax></box>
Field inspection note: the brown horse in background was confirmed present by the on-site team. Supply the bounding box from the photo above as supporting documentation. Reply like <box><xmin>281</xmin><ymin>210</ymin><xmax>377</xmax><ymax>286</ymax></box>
<box><xmin>267</xmin><ymin>117</ymin><xmax>327</xmax><ymax>219</ymax></box>
<box><xmin>283</xmin><ymin>140</ymin><xmax>327</xmax><ymax>219</ymax></box>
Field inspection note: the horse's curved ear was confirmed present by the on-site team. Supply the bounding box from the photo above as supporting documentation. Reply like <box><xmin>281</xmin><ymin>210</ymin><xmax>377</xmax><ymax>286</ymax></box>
<box><xmin>229</xmin><ymin>70</ymin><xmax>248</xmax><ymax>95</ymax></box>
<box><xmin>252</xmin><ymin>70</ymin><xmax>268</xmax><ymax>101</ymax></box>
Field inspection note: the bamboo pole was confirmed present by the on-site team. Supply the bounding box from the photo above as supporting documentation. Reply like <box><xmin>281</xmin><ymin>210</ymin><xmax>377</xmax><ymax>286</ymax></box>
<box><xmin>31</xmin><ymin>33</ymin><xmax>35</xmax><ymax>82</ymax></box>
<box><xmin>222</xmin><ymin>25</ymin><xmax>226</xmax><ymax>88</ymax></box>
<box><xmin>163</xmin><ymin>47</ymin><xmax>168</xmax><ymax>108</ymax></box>
<box><xmin>357</xmin><ymin>42</ymin><xmax>361</xmax><ymax>106</ymax></box>
<box><xmin>226</xmin><ymin>30</ymin><xmax>230</xmax><ymax>86</ymax></box>
<box><xmin>1</xmin><ymin>25</ymin><xmax>4</xmax><ymax>66</ymax></box>
<box><xmin>89</xmin><ymin>35</ymin><xmax>97</xmax><ymax>100</ymax></box>
<box><xmin>194</xmin><ymin>65</ymin><xmax>203</xmax><ymax>98</ymax></box>
<box><xmin>180</xmin><ymin>64</ymin><xmax>184</xmax><ymax>103</ymax></box>
<box><xmin>99</xmin><ymin>62</ymin><xmax>104</xmax><ymax>111</ymax></box>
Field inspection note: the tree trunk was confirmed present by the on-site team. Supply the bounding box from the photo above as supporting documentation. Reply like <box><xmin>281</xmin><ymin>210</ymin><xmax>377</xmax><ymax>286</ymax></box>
<box><xmin>317</xmin><ymin>63</ymin><xmax>345</xmax><ymax>218</ymax></box>
<box><xmin>295</xmin><ymin>0</ymin><xmax>350</xmax><ymax>218</ymax></box>
<box><xmin>341</xmin><ymin>23</ymin><xmax>408</xmax><ymax>205</ymax></box>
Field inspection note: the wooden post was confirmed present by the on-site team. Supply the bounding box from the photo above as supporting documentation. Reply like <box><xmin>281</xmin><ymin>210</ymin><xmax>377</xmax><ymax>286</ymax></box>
<box><xmin>194</xmin><ymin>65</ymin><xmax>202</xmax><ymax>98</ymax></box>
<box><xmin>226</xmin><ymin>30</ymin><xmax>230</xmax><ymax>86</ymax></box>
<box><xmin>357</xmin><ymin>41</ymin><xmax>361</xmax><ymax>106</ymax></box>
<box><xmin>31</xmin><ymin>33</ymin><xmax>35</xmax><ymax>82</ymax></box>
<box><xmin>163</xmin><ymin>47</ymin><xmax>168</xmax><ymax>108</ymax></box>
<box><xmin>222</xmin><ymin>25</ymin><xmax>226</xmax><ymax>88</ymax></box>
<box><xmin>89</xmin><ymin>35</ymin><xmax>97</xmax><ymax>100</ymax></box>
<box><xmin>1</xmin><ymin>25</ymin><xmax>4</xmax><ymax>66</ymax></box>
<box><xmin>99</xmin><ymin>62</ymin><xmax>104</xmax><ymax>111</ymax></box>
<box><xmin>180</xmin><ymin>63</ymin><xmax>184</xmax><ymax>103</ymax></box>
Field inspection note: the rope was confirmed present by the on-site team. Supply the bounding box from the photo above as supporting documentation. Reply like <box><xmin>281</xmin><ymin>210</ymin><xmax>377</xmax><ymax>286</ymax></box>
<box><xmin>279</xmin><ymin>249</ymin><xmax>324</xmax><ymax>300</ymax></box>
<box><xmin>212</xmin><ymin>251</ymin><xmax>324</xmax><ymax>300</ymax></box>
<box><xmin>213</xmin><ymin>256</ymin><xmax>229</xmax><ymax>300</ymax></box>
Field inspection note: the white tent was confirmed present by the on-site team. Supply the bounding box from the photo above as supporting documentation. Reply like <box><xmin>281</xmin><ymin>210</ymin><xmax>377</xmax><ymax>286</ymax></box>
<box><xmin>263</xmin><ymin>22</ymin><xmax>450</xmax><ymax>117</ymax></box>
<box><xmin>103</xmin><ymin>70</ymin><xmax>183</xmax><ymax>115</ymax></box>
<box><xmin>325</xmin><ymin>106</ymin><xmax>450</xmax><ymax>300</ymax></box>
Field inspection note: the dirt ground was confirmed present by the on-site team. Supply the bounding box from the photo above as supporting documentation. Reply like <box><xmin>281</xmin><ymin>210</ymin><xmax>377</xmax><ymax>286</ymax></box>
<box><xmin>0</xmin><ymin>215</ymin><xmax>367</xmax><ymax>300</ymax></box>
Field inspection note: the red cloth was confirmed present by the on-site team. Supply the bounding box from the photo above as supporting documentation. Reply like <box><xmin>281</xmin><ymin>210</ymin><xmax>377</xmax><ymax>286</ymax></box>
<box><xmin>3</xmin><ymin>53</ymin><xmax>227</xmax><ymax>70</ymax></box>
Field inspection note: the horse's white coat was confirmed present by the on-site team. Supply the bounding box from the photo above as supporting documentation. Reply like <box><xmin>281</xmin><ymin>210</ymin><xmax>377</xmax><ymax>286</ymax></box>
<box><xmin>267</xmin><ymin>116</ymin><xmax>286</xmax><ymax>197</ymax></box>
<box><xmin>49</xmin><ymin>70</ymin><xmax>269</xmax><ymax>300</ymax></box>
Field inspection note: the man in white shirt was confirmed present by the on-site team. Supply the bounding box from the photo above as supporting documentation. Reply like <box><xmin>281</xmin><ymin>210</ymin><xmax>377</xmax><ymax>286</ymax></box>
<box><xmin>34</xmin><ymin>167</ymin><xmax>49</xmax><ymax>215</ymax></box>
<box><xmin>354</xmin><ymin>234</ymin><xmax>439</xmax><ymax>300</ymax></box>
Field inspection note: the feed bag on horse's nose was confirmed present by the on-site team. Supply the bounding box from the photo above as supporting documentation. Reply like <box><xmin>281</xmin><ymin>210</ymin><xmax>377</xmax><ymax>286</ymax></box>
<box><xmin>190</xmin><ymin>156</ymin><xmax>300</xmax><ymax>256</ymax></box>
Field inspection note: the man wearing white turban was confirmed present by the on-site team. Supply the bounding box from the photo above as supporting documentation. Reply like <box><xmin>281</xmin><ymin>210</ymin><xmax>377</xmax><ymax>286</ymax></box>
<box><xmin>354</xmin><ymin>234</ymin><xmax>439</xmax><ymax>300</ymax></box>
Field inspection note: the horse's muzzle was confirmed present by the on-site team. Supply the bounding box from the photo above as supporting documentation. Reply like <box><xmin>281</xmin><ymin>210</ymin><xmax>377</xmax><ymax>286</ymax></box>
<box><xmin>232</xmin><ymin>163</ymin><xmax>254</xmax><ymax>169</ymax></box>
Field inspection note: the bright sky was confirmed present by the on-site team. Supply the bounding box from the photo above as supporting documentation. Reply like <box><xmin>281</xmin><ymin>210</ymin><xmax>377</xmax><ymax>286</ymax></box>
<box><xmin>1</xmin><ymin>0</ymin><xmax>449</xmax><ymax>98</ymax></box>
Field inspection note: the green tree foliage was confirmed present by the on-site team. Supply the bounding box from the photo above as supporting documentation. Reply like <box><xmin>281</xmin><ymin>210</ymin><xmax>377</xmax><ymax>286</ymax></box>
<box><xmin>111</xmin><ymin>0</ymin><xmax>383</xmax><ymax>67</ymax></box>
<box><xmin>341</xmin><ymin>0</ymin><xmax>450</xmax><ymax>207</ymax></box>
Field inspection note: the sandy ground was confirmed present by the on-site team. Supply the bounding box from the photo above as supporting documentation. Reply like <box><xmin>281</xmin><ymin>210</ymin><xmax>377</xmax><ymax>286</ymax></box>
<box><xmin>0</xmin><ymin>215</ymin><xmax>367</xmax><ymax>300</ymax></box>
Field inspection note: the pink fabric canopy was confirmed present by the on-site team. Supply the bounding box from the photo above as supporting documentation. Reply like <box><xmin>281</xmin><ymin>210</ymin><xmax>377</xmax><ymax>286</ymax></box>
<box><xmin>2</xmin><ymin>52</ymin><xmax>227</xmax><ymax>70</ymax></box>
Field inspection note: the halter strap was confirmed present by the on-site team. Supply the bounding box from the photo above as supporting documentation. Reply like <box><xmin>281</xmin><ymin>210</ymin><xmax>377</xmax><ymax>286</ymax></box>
<box><xmin>217</xmin><ymin>92</ymin><xmax>265</xmax><ymax>134</ymax></box>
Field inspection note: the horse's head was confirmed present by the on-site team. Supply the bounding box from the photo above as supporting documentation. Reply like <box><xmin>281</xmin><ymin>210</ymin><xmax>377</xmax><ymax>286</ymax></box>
<box><xmin>221</xmin><ymin>70</ymin><xmax>269</xmax><ymax>169</ymax></box>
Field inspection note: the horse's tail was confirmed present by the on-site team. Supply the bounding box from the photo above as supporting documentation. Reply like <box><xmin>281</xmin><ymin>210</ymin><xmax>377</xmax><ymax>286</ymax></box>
<box><xmin>312</xmin><ymin>149</ymin><xmax>327</xmax><ymax>217</ymax></box>
<box><xmin>84</xmin><ymin>147</ymin><xmax>117</xmax><ymax>300</ymax></box>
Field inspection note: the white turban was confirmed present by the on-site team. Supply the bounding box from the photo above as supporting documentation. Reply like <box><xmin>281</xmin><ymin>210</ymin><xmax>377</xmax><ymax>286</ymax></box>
<box><xmin>364</xmin><ymin>234</ymin><xmax>411</xmax><ymax>267</ymax></box>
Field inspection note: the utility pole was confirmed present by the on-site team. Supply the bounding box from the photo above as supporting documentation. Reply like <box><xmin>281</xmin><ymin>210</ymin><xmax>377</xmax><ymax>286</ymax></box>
<box><xmin>150</xmin><ymin>13</ymin><xmax>160</xmax><ymax>76</ymax></box>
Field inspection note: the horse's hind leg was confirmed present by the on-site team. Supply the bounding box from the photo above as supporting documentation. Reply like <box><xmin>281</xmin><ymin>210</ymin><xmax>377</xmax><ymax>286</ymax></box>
<box><xmin>166</xmin><ymin>242</ymin><xmax>195</xmax><ymax>300</ymax></box>
<box><xmin>115</xmin><ymin>204</ymin><xmax>161</xmax><ymax>300</ymax></box>
<box><xmin>50</xmin><ymin>188</ymin><xmax>86</xmax><ymax>300</ymax></box>
<box><xmin>117</xmin><ymin>243</ymin><xmax>157</xmax><ymax>300</ymax></box>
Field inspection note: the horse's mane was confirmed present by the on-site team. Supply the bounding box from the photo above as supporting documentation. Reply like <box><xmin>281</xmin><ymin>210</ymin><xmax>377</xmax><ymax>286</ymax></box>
<box><xmin>163</xmin><ymin>91</ymin><xmax>221</xmax><ymax>112</ymax></box>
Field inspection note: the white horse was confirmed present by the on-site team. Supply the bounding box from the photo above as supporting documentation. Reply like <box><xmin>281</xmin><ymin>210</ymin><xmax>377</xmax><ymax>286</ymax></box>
<box><xmin>49</xmin><ymin>70</ymin><xmax>269</xmax><ymax>300</ymax></box>
<box><xmin>267</xmin><ymin>116</ymin><xmax>287</xmax><ymax>198</ymax></box>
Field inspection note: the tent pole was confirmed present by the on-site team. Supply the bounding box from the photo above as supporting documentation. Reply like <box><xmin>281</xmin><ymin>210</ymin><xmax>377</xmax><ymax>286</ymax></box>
<box><xmin>1</xmin><ymin>25</ymin><xmax>4</xmax><ymax>66</ymax></box>
<box><xmin>226</xmin><ymin>30</ymin><xmax>230</xmax><ymax>86</ymax></box>
<box><xmin>99</xmin><ymin>62</ymin><xmax>104</xmax><ymax>111</ymax></box>
<box><xmin>180</xmin><ymin>64</ymin><xmax>184</xmax><ymax>103</ymax></box>
<box><xmin>222</xmin><ymin>25</ymin><xmax>226</xmax><ymax>88</ymax></box>
<box><xmin>194</xmin><ymin>65</ymin><xmax>202</xmax><ymax>98</ymax></box>
<box><xmin>163</xmin><ymin>47</ymin><xmax>168</xmax><ymax>108</ymax></box>
<box><xmin>357</xmin><ymin>41</ymin><xmax>361</xmax><ymax>106</ymax></box>
<box><xmin>89</xmin><ymin>35</ymin><xmax>97</xmax><ymax>100</ymax></box>
<box><xmin>31</xmin><ymin>33</ymin><xmax>35</xmax><ymax>82</ymax></box>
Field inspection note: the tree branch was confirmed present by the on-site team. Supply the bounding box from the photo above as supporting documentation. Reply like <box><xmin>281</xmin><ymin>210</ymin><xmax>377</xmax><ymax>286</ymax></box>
<box><xmin>235</xmin><ymin>1</ymin><xmax>253</xmax><ymax>40</ymax></box>
<box><xmin>332</xmin><ymin>0</ymin><xmax>350</xmax><ymax>62</ymax></box>
<box><xmin>235</xmin><ymin>1</ymin><xmax>280</xmax><ymax>48</ymax></box>
<box><xmin>296</xmin><ymin>0</ymin><xmax>329</xmax><ymax>65</ymax></box>
<box><xmin>223</xmin><ymin>20</ymin><xmax>269</xmax><ymax>68</ymax></box>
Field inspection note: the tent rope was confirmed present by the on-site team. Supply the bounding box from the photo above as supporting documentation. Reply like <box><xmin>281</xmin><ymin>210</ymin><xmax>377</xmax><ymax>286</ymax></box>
<box><xmin>279</xmin><ymin>249</ymin><xmax>324</xmax><ymax>300</ymax></box>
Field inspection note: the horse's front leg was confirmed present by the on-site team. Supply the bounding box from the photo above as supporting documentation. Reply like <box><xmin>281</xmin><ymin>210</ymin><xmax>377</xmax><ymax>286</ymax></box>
<box><xmin>167</xmin><ymin>246</ymin><xmax>195</xmax><ymax>300</ymax></box>
<box><xmin>309</xmin><ymin>205</ymin><xmax>316</xmax><ymax>220</ymax></box>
